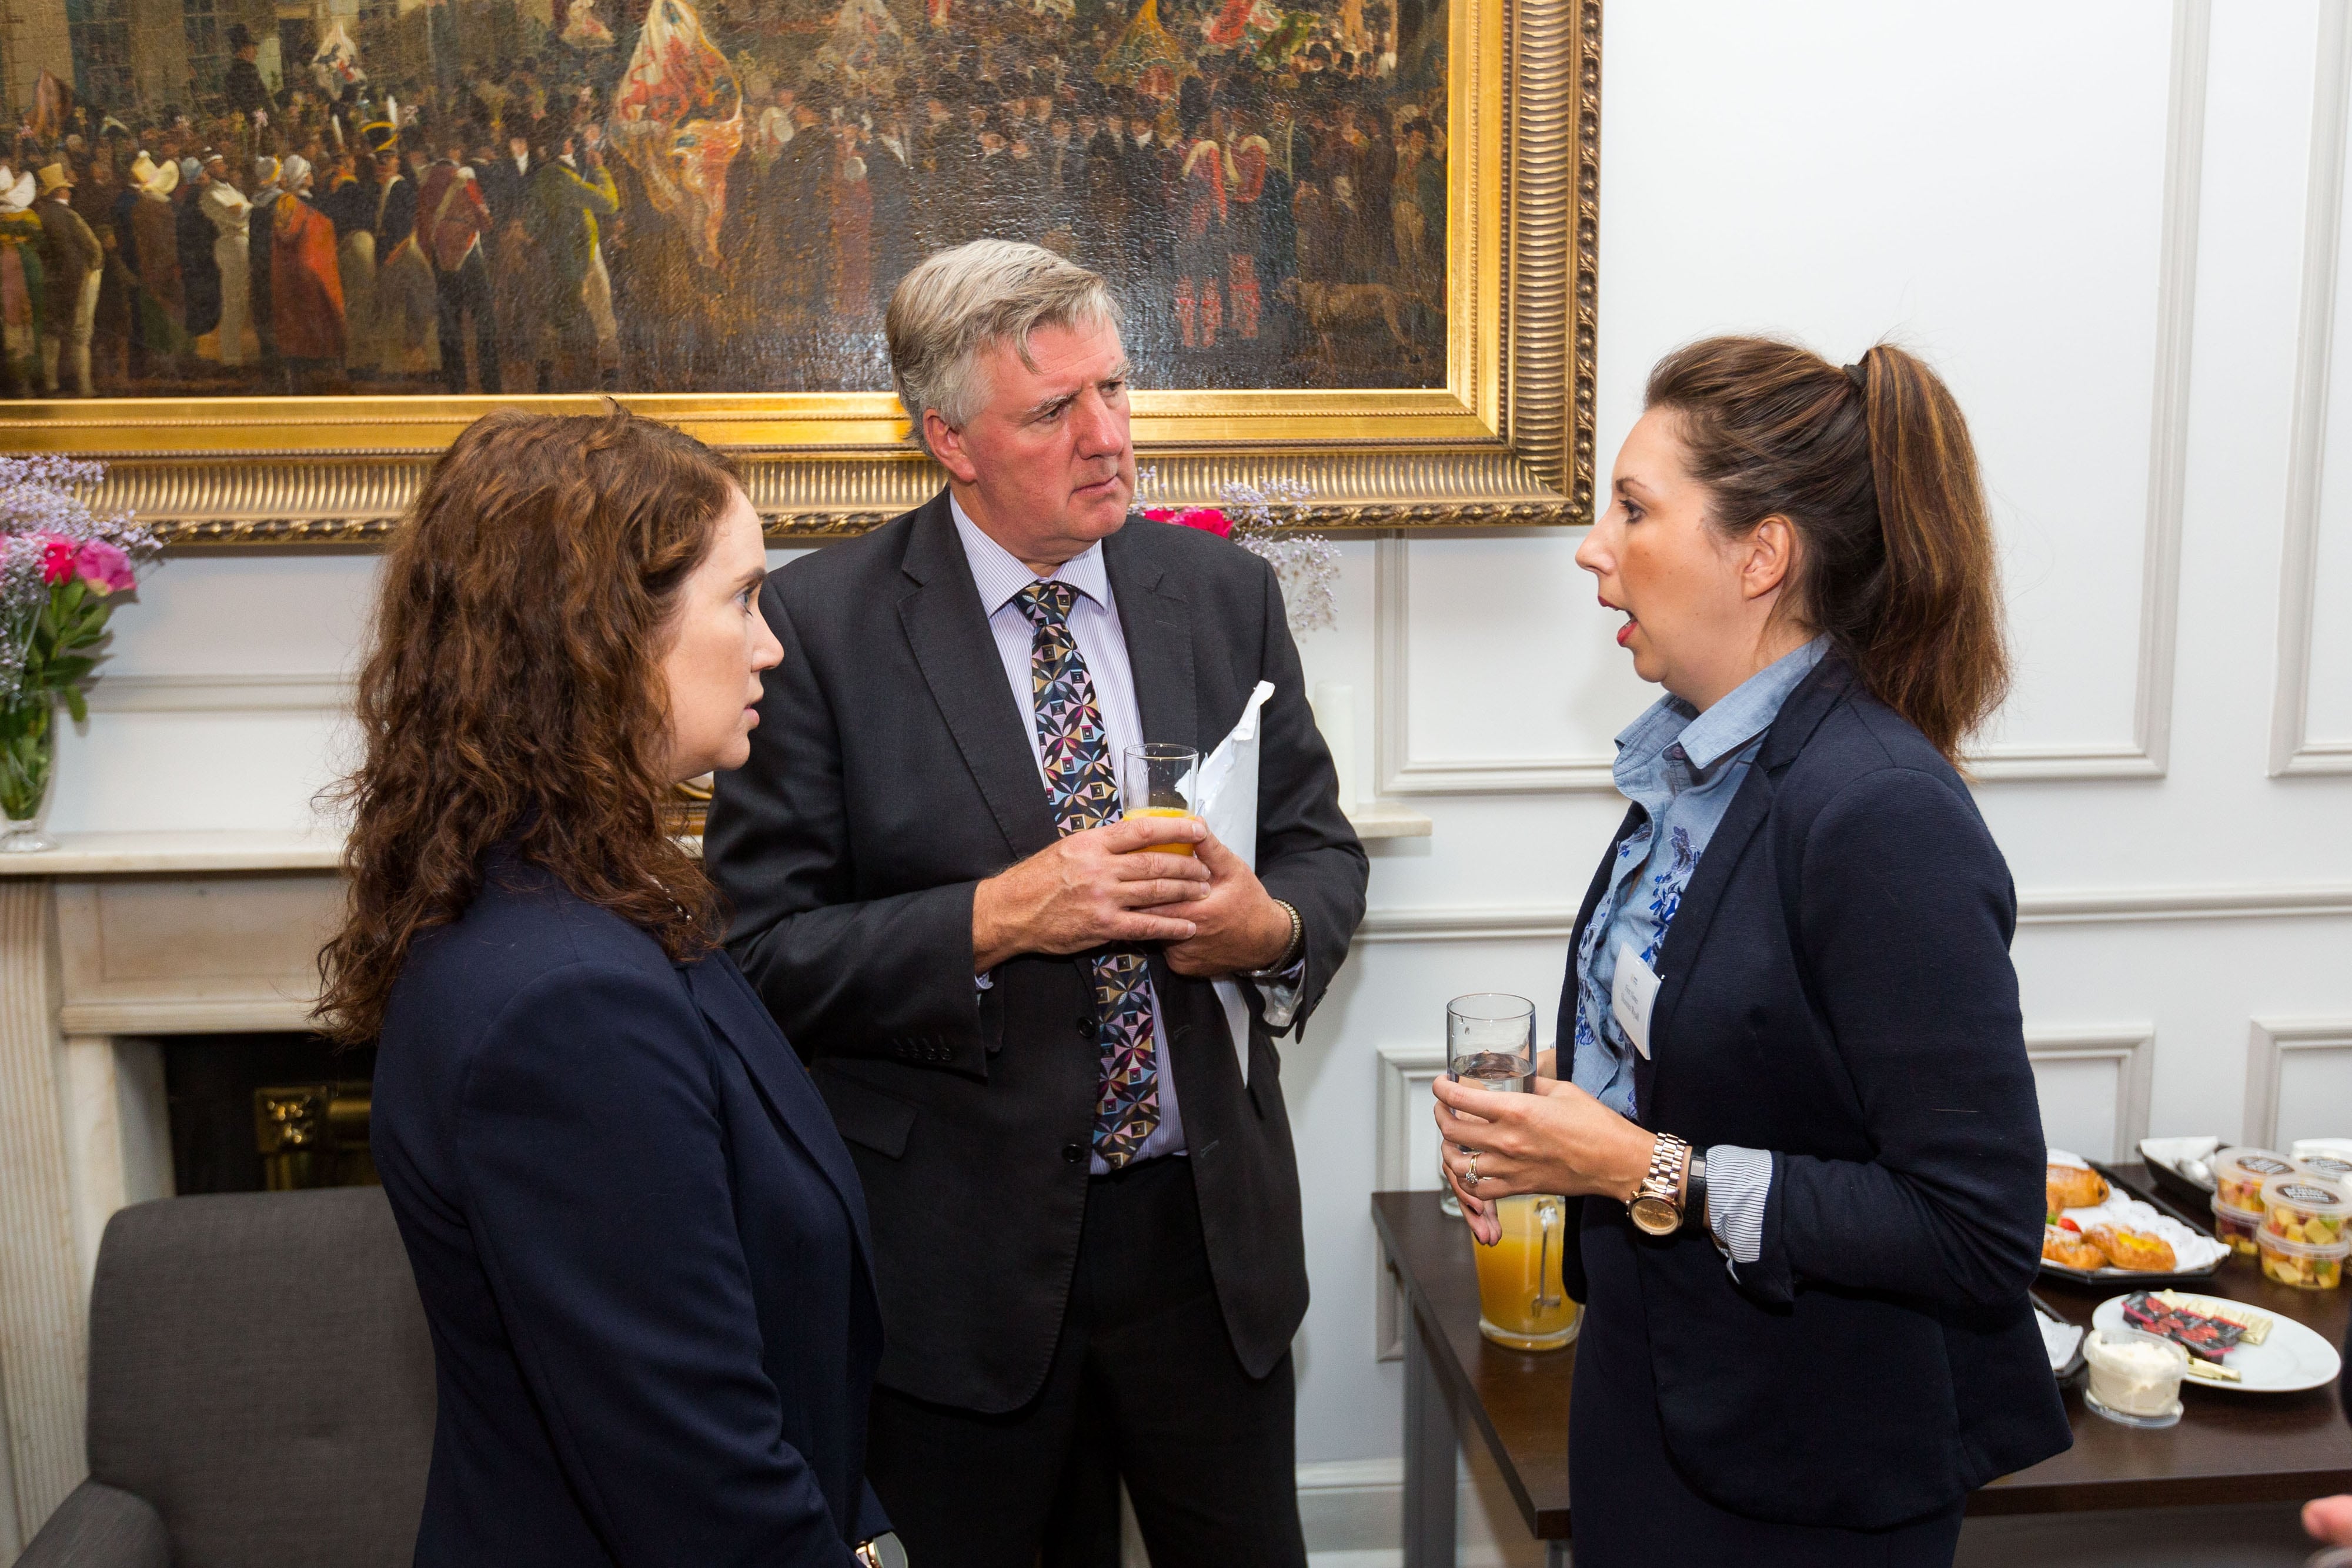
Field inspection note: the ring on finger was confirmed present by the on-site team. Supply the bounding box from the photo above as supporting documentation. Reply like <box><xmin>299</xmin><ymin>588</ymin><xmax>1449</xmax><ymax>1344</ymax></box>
<box><xmin>1466</xmin><ymin>1150</ymin><xmax>1482</xmax><ymax>1189</ymax></box>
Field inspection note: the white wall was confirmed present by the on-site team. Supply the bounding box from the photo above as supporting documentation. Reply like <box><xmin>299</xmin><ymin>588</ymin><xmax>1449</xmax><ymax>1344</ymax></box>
<box><xmin>39</xmin><ymin>1</ymin><xmax>2352</xmax><ymax>1559</ymax></box>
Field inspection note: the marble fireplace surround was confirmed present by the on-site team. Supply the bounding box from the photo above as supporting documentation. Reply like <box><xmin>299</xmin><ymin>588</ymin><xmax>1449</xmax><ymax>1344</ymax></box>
<box><xmin>0</xmin><ymin>833</ymin><xmax>345</xmax><ymax>1549</ymax></box>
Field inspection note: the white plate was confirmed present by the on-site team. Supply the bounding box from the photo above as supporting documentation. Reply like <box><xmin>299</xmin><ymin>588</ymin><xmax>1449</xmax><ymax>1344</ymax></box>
<box><xmin>2092</xmin><ymin>1293</ymin><xmax>2345</xmax><ymax>1393</ymax></box>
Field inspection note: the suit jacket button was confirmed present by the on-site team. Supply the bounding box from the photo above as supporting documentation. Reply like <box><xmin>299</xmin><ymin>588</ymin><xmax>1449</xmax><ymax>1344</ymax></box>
<box><xmin>1075</xmin><ymin>1015</ymin><xmax>1095</xmax><ymax>1038</ymax></box>
<box><xmin>1062</xmin><ymin>1141</ymin><xmax>1084</xmax><ymax>1164</ymax></box>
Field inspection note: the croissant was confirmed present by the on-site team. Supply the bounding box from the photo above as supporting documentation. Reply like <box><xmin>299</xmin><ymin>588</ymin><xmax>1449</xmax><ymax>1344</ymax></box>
<box><xmin>2046</xmin><ymin>1164</ymin><xmax>2109</xmax><ymax>1212</ymax></box>
<box><xmin>2088</xmin><ymin>1225</ymin><xmax>2177</xmax><ymax>1273</ymax></box>
<box><xmin>2042</xmin><ymin>1226</ymin><xmax>2107</xmax><ymax>1271</ymax></box>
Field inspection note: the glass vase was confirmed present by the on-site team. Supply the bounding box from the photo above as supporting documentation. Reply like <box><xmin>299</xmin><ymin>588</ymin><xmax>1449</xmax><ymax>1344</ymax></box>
<box><xmin>0</xmin><ymin>695</ymin><xmax>58</xmax><ymax>854</ymax></box>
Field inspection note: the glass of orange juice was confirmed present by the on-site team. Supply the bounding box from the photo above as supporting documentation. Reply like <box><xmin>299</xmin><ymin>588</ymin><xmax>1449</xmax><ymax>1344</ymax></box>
<box><xmin>1474</xmin><ymin>1193</ymin><xmax>1579</xmax><ymax>1351</ymax></box>
<box><xmin>1121</xmin><ymin>743</ymin><xmax>1200</xmax><ymax>855</ymax></box>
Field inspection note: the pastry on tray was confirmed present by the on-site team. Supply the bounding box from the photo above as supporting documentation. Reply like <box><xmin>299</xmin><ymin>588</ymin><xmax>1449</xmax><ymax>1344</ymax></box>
<box><xmin>2042</xmin><ymin>1225</ymin><xmax>2108</xmax><ymax>1271</ymax></box>
<box><xmin>2085</xmin><ymin>1224</ymin><xmax>2178</xmax><ymax>1273</ymax></box>
<box><xmin>2046</xmin><ymin>1162</ymin><xmax>2109</xmax><ymax>1213</ymax></box>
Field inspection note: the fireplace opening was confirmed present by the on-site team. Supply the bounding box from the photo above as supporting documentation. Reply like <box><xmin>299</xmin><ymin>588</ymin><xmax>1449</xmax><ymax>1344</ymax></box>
<box><xmin>164</xmin><ymin>1034</ymin><xmax>380</xmax><ymax>1196</ymax></box>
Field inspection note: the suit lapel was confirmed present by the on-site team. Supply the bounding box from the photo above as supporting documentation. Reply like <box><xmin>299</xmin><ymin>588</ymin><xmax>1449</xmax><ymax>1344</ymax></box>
<box><xmin>684</xmin><ymin>959</ymin><xmax>878</xmax><ymax>1266</ymax></box>
<box><xmin>896</xmin><ymin>493</ymin><xmax>1060</xmax><ymax>860</ymax></box>
<box><xmin>1102</xmin><ymin>523</ymin><xmax>1198</xmax><ymax>749</ymax></box>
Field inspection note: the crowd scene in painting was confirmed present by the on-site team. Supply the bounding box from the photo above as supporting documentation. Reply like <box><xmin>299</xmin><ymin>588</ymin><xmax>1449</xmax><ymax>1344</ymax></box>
<box><xmin>0</xmin><ymin>0</ymin><xmax>1448</xmax><ymax>397</ymax></box>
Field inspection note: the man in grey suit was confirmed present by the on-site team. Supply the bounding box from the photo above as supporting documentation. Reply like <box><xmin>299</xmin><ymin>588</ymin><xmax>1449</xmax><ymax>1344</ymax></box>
<box><xmin>705</xmin><ymin>240</ymin><xmax>1366</xmax><ymax>1567</ymax></box>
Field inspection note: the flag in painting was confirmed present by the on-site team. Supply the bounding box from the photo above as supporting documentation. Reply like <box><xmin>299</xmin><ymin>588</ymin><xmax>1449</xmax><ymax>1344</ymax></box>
<box><xmin>609</xmin><ymin>0</ymin><xmax>744</xmax><ymax>268</ymax></box>
<box><xmin>311</xmin><ymin>23</ymin><xmax>366</xmax><ymax>93</ymax></box>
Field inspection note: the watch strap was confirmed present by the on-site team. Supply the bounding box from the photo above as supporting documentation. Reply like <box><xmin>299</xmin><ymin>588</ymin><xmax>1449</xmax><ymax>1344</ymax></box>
<box><xmin>1636</xmin><ymin>1133</ymin><xmax>1691</xmax><ymax>1221</ymax></box>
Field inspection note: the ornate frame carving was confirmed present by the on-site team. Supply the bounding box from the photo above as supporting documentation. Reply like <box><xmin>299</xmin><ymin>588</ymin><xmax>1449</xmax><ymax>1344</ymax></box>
<box><xmin>3</xmin><ymin>0</ymin><xmax>1601</xmax><ymax>549</ymax></box>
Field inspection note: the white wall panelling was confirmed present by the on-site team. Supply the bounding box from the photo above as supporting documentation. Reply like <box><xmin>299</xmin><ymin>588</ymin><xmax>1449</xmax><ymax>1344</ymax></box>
<box><xmin>2024</xmin><ymin>1027</ymin><xmax>2157</xmax><ymax>1164</ymax></box>
<box><xmin>2242</xmin><ymin>1018</ymin><xmax>2352</xmax><ymax>1149</ymax></box>
<box><xmin>2274</xmin><ymin>2</ymin><xmax>2352</xmax><ymax>775</ymax></box>
<box><xmin>1356</xmin><ymin>882</ymin><xmax>2352</xmax><ymax>944</ymax></box>
<box><xmin>1372</xmin><ymin>1042</ymin><xmax>1448</xmax><ymax>1361</ymax></box>
<box><xmin>83</xmin><ymin>673</ymin><xmax>353</xmax><ymax>714</ymax></box>
<box><xmin>1968</xmin><ymin>0</ymin><xmax>2207</xmax><ymax>783</ymax></box>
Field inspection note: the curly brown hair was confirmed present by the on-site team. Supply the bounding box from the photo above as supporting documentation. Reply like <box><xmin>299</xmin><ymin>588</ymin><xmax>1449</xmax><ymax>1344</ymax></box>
<box><xmin>315</xmin><ymin>407</ymin><xmax>743</xmax><ymax>1047</ymax></box>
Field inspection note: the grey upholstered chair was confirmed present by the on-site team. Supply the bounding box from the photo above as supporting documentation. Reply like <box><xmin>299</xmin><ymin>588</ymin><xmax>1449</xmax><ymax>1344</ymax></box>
<box><xmin>13</xmin><ymin>1187</ymin><xmax>434</xmax><ymax>1568</ymax></box>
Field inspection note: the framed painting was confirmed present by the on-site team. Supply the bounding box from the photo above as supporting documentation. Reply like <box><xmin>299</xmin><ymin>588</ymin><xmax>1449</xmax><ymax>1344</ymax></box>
<box><xmin>0</xmin><ymin>0</ymin><xmax>1597</xmax><ymax>542</ymax></box>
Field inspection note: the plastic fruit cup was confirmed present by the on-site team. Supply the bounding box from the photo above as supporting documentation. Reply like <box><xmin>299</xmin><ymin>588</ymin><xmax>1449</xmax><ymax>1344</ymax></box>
<box><xmin>2209</xmin><ymin>1196</ymin><xmax>2263</xmax><ymax>1259</ymax></box>
<box><xmin>2259</xmin><ymin>1174</ymin><xmax>2350</xmax><ymax>1250</ymax></box>
<box><xmin>2212</xmin><ymin>1148</ymin><xmax>2298</xmax><ymax>1215</ymax></box>
<box><xmin>2254</xmin><ymin>1226</ymin><xmax>2347</xmax><ymax>1290</ymax></box>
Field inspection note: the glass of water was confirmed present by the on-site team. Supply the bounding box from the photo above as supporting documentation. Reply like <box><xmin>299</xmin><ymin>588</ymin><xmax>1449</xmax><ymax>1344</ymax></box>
<box><xmin>1439</xmin><ymin>994</ymin><xmax>1536</xmax><ymax>1214</ymax></box>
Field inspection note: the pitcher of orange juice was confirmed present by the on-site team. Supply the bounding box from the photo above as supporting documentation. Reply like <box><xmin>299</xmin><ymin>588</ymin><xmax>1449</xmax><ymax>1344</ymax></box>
<box><xmin>1474</xmin><ymin>1194</ymin><xmax>1579</xmax><ymax>1351</ymax></box>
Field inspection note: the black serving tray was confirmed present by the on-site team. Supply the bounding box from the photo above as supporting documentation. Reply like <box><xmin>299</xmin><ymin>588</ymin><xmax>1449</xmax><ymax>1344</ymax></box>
<box><xmin>2139</xmin><ymin>1151</ymin><xmax>2219</xmax><ymax>1216</ymax></box>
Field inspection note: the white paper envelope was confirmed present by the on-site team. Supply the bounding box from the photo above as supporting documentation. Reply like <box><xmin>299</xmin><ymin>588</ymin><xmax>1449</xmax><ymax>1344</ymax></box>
<box><xmin>1195</xmin><ymin>681</ymin><xmax>1275</xmax><ymax>1085</ymax></box>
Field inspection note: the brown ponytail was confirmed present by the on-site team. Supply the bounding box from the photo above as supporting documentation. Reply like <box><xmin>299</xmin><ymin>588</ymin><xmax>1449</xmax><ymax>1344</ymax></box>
<box><xmin>1643</xmin><ymin>336</ymin><xmax>2009</xmax><ymax>763</ymax></box>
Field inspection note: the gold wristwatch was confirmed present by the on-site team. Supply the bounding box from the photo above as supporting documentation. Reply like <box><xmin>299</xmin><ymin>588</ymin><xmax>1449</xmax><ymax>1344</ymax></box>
<box><xmin>853</xmin><ymin>1533</ymin><xmax>908</xmax><ymax>1568</ymax></box>
<box><xmin>1628</xmin><ymin>1132</ymin><xmax>1693</xmax><ymax>1237</ymax></box>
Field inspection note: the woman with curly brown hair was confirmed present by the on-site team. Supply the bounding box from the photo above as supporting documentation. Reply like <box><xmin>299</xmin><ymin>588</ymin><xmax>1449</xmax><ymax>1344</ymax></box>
<box><xmin>318</xmin><ymin>407</ymin><xmax>905</xmax><ymax>1568</ymax></box>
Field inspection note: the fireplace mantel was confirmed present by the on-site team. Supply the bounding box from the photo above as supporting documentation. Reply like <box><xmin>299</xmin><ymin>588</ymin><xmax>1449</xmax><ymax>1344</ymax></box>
<box><xmin>0</xmin><ymin>831</ymin><xmax>345</xmax><ymax>878</ymax></box>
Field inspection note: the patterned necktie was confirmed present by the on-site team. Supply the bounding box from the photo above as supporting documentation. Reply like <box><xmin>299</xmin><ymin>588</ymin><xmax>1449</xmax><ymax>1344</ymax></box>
<box><xmin>1014</xmin><ymin>580</ymin><xmax>1160</xmax><ymax>1167</ymax></box>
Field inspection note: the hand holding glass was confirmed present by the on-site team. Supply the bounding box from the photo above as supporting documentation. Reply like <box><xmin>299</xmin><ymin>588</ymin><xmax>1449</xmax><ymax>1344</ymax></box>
<box><xmin>1121</xmin><ymin>743</ymin><xmax>1200</xmax><ymax>857</ymax></box>
<box><xmin>1441</xmin><ymin>994</ymin><xmax>1536</xmax><ymax>1213</ymax></box>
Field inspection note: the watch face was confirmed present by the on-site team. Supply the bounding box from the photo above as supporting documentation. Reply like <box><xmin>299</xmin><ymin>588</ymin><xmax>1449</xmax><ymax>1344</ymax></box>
<box><xmin>1629</xmin><ymin>1195</ymin><xmax>1679</xmax><ymax>1236</ymax></box>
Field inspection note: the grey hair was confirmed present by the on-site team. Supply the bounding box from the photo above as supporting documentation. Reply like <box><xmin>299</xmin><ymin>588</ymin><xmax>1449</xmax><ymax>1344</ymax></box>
<box><xmin>886</xmin><ymin>240</ymin><xmax>1124</xmax><ymax>455</ymax></box>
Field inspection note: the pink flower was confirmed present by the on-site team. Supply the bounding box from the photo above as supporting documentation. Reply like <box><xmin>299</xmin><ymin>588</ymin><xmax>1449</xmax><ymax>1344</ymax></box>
<box><xmin>74</xmin><ymin>539</ymin><xmax>134</xmax><ymax>595</ymax></box>
<box><xmin>1144</xmin><ymin>507</ymin><xmax>1232</xmax><ymax>539</ymax></box>
<box><xmin>38</xmin><ymin>537</ymin><xmax>74</xmax><ymax>586</ymax></box>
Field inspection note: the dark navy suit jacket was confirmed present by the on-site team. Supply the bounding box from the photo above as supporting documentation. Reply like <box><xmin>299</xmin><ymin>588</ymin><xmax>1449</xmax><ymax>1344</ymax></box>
<box><xmin>1561</xmin><ymin>654</ymin><xmax>2072</xmax><ymax>1530</ymax></box>
<box><xmin>372</xmin><ymin>852</ymin><xmax>888</xmax><ymax>1566</ymax></box>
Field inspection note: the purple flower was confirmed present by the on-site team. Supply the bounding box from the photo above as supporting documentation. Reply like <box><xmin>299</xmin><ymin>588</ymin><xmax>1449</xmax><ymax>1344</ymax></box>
<box><xmin>74</xmin><ymin>539</ymin><xmax>134</xmax><ymax>595</ymax></box>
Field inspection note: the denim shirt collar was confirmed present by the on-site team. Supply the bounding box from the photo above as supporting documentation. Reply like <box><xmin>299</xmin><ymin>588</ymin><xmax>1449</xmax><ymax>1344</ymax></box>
<box><xmin>1612</xmin><ymin>635</ymin><xmax>1830</xmax><ymax>788</ymax></box>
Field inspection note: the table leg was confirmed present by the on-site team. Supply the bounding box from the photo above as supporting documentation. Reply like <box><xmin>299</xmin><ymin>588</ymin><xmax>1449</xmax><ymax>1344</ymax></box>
<box><xmin>1402</xmin><ymin>1307</ymin><xmax>1457</xmax><ymax>1568</ymax></box>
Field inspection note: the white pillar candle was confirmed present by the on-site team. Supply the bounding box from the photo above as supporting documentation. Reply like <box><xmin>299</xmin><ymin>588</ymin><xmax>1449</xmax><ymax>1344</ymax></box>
<box><xmin>1311</xmin><ymin>682</ymin><xmax>1358</xmax><ymax>813</ymax></box>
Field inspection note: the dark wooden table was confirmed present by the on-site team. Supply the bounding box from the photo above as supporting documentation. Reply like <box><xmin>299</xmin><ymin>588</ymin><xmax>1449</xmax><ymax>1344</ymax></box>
<box><xmin>1372</xmin><ymin>1168</ymin><xmax>2352</xmax><ymax>1566</ymax></box>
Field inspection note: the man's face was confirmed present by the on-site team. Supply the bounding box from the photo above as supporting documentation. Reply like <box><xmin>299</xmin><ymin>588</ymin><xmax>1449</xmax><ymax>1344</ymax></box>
<box><xmin>927</xmin><ymin>315</ymin><xmax>1136</xmax><ymax>570</ymax></box>
<box><xmin>509</xmin><ymin>136</ymin><xmax>529</xmax><ymax>159</ymax></box>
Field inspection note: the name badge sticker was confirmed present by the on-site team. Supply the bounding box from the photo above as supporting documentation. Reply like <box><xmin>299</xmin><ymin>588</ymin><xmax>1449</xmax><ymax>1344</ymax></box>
<box><xmin>1611</xmin><ymin>942</ymin><xmax>1661</xmax><ymax>1059</ymax></box>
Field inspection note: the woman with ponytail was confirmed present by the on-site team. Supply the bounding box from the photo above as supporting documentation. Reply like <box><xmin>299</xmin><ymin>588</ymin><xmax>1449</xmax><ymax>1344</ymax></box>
<box><xmin>1432</xmin><ymin>337</ymin><xmax>2070</xmax><ymax>1563</ymax></box>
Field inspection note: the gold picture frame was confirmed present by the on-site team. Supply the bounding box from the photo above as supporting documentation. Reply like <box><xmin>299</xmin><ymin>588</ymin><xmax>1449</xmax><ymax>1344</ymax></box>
<box><xmin>1</xmin><ymin>0</ymin><xmax>1598</xmax><ymax>547</ymax></box>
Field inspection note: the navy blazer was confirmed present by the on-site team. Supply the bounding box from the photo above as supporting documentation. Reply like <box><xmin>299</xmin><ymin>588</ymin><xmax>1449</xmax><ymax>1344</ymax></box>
<box><xmin>1561</xmin><ymin>654</ymin><xmax>2072</xmax><ymax>1530</ymax></box>
<box><xmin>372</xmin><ymin>852</ymin><xmax>888</xmax><ymax>1566</ymax></box>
